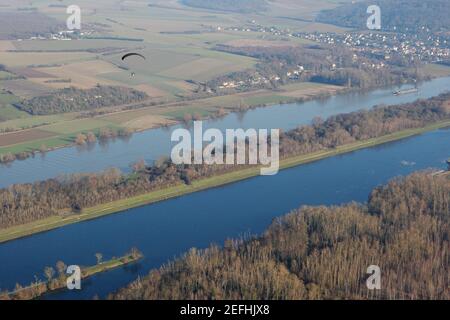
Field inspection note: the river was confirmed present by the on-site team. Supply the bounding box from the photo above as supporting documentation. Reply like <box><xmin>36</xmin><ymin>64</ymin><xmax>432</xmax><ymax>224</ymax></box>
<box><xmin>1</xmin><ymin>77</ymin><xmax>449</xmax><ymax>188</ymax></box>
<box><xmin>0</xmin><ymin>127</ymin><xmax>448</xmax><ymax>299</ymax></box>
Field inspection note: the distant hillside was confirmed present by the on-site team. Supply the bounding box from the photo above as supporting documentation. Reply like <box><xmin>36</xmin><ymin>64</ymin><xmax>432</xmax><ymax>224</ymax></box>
<box><xmin>181</xmin><ymin>0</ymin><xmax>267</xmax><ymax>13</ymax></box>
<box><xmin>316</xmin><ymin>0</ymin><xmax>450</xmax><ymax>33</ymax></box>
<box><xmin>112</xmin><ymin>172</ymin><xmax>450</xmax><ymax>300</ymax></box>
<box><xmin>0</xmin><ymin>11</ymin><xmax>63</xmax><ymax>40</ymax></box>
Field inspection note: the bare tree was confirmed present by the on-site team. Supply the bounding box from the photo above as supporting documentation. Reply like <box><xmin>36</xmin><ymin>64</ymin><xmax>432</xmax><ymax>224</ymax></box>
<box><xmin>75</xmin><ymin>133</ymin><xmax>87</xmax><ymax>145</ymax></box>
<box><xmin>44</xmin><ymin>267</ymin><xmax>55</xmax><ymax>282</ymax></box>
<box><xmin>56</xmin><ymin>261</ymin><xmax>67</xmax><ymax>275</ymax></box>
<box><xmin>95</xmin><ymin>253</ymin><xmax>103</xmax><ymax>265</ymax></box>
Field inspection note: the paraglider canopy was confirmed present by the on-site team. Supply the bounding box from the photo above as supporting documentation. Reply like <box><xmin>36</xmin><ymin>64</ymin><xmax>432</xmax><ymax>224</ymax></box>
<box><xmin>121</xmin><ymin>53</ymin><xmax>146</xmax><ymax>78</ymax></box>
<box><xmin>121</xmin><ymin>53</ymin><xmax>146</xmax><ymax>61</ymax></box>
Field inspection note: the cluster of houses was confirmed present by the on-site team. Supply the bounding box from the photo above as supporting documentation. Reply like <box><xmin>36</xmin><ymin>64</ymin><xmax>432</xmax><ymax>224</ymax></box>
<box><xmin>218</xmin><ymin>75</ymin><xmax>268</xmax><ymax>89</ymax></box>
<box><xmin>286</xmin><ymin>65</ymin><xmax>305</xmax><ymax>79</ymax></box>
<box><xmin>211</xmin><ymin>19</ymin><xmax>449</xmax><ymax>67</ymax></box>
<box><xmin>18</xmin><ymin>29</ymin><xmax>94</xmax><ymax>42</ymax></box>
<box><xmin>218</xmin><ymin>65</ymin><xmax>305</xmax><ymax>90</ymax></box>
<box><xmin>221</xmin><ymin>20</ymin><xmax>289</xmax><ymax>36</ymax></box>
<box><xmin>206</xmin><ymin>19</ymin><xmax>294</xmax><ymax>37</ymax></box>
<box><xmin>295</xmin><ymin>31</ymin><xmax>450</xmax><ymax>64</ymax></box>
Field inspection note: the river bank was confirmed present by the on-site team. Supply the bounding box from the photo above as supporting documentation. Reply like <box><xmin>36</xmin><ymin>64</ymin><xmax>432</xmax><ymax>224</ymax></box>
<box><xmin>1</xmin><ymin>119</ymin><xmax>449</xmax><ymax>244</ymax></box>
<box><xmin>1</xmin><ymin>76</ymin><xmax>449</xmax><ymax>188</ymax></box>
<box><xmin>0</xmin><ymin>82</ymin><xmax>342</xmax><ymax>164</ymax></box>
<box><xmin>1</xmin><ymin>124</ymin><xmax>448</xmax><ymax>299</ymax></box>
<box><xmin>0</xmin><ymin>73</ymin><xmax>442</xmax><ymax>166</ymax></box>
<box><xmin>1</xmin><ymin>248</ymin><xmax>143</xmax><ymax>300</ymax></box>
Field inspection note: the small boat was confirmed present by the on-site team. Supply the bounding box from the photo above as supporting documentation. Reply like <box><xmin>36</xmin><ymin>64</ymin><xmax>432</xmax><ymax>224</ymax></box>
<box><xmin>393</xmin><ymin>88</ymin><xmax>419</xmax><ymax>96</ymax></box>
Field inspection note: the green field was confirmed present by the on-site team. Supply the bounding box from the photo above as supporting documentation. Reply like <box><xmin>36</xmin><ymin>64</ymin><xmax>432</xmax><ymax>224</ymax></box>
<box><xmin>164</xmin><ymin>106</ymin><xmax>214</xmax><ymax>119</ymax></box>
<box><xmin>0</xmin><ymin>135</ymin><xmax>70</xmax><ymax>154</ymax></box>
<box><xmin>0</xmin><ymin>70</ymin><xmax>18</xmax><ymax>80</ymax></box>
<box><xmin>44</xmin><ymin>118</ymin><xmax>118</xmax><ymax>134</ymax></box>
<box><xmin>0</xmin><ymin>104</ymin><xmax>27</xmax><ymax>121</ymax></box>
<box><xmin>0</xmin><ymin>90</ymin><xmax>19</xmax><ymax>103</ymax></box>
<box><xmin>0</xmin><ymin>114</ymin><xmax>68</xmax><ymax>131</ymax></box>
<box><xmin>242</xmin><ymin>94</ymin><xmax>292</xmax><ymax>106</ymax></box>
<box><xmin>0</xmin><ymin>90</ymin><xmax>27</xmax><ymax>121</ymax></box>
<box><xmin>0</xmin><ymin>114</ymin><xmax>121</xmax><ymax>154</ymax></box>
<box><xmin>1</xmin><ymin>119</ymin><xmax>449</xmax><ymax>244</ymax></box>
<box><xmin>11</xmin><ymin>39</ymin><xmax>141</xmax><ymax>51</ymax></box>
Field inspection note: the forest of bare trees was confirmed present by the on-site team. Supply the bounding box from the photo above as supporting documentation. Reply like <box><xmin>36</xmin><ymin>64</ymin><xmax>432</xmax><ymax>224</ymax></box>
<box><xmin>316</xmin><ymin>0</ymin><xmax>450</xmax><ymax>33</ymax></box>
<box><xmin>112</xmin><ymin>172</ymin><xmax>450</xmax><ymax>300</ymax></box>
<box><xmin>0</xmin><ymin>93</ymin><xmax>449</xmax><ymax>229</ymax></box>
<box><xmin>15</xmin><ymin>86</ymin><xmax>148</xmax><ymax>115</ymax></box>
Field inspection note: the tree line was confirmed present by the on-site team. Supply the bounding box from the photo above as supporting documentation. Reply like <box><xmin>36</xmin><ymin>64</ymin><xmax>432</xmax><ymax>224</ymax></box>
<box><xmin>316</xmin><ymin>0</ymin><xmax>450</xmax><ymax>33</ymax></box>
<box><xmin>111</xmin><ymin>171</ymin><xmax>450</xmax><ymax>300</ymax></box>
<box><xmin>15</xmin><ymin>85</ymin><xmax>148</xmax><ymax>115</ymax></box>
<box><xmin>181</xmin><ymin>0</ymin><xmax>267</xmax><ymax>13</ymax></box>
<box><xmin>0</xmin><ymin>248</ymin><xmax>142</xmax><ymax>300</ymax></box>
<box><xmin>0</xmin><ymin>93</ymin><xmax>449</xmax><ymax>229</ymax></box>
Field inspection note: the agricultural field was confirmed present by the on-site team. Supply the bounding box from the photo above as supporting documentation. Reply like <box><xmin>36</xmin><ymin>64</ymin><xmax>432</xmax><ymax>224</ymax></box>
<box><xmin>11</xmin><ymin>39</ymin><xmax>141</xmax><ymax>51</ymax></box>
<box><xmin>0</xmin><ymin>40</ymin><xmax>16</xmax><ymax>51</ymax></box>
<box><xmin>279</xmin><ymin>82</ymin><xmax>342</xmax><ymax>98</ymax></box>
<box><xmin>0</xmin><ymin>129</ymin><xmax>56</xmax><ymax>147</ymax></box>
<box><xmin>0</xmin><ymin>0</ymin><xmax>353</xmax><ymax>157</ymax></box>
<box><xmin>0</xmin><ymin>116</ymin><xmax>120</xmax><ymax>154</ymax></box>
<box><xmin>0</xmin><ymin>51</ymin><xmax>94</xmax><ymax>67</ymax></box>
<box><xmin>0</xmin><ymin>114</ymin><xmax>69</xmax><ymax>132</ymax></box>
<box><xmin>28</xmin><ymin>60</ymin><xmax>125</xmax><ymax>89</ymax></box>
<box><xmin>223</xmin><ymin>39</ymin><xmax>302</xmax><ymax>48</ymax></box>
<box><xmin>420</xmin><ymin>63</ymin><xmax>450</xmax><ymax>78</ymax></box>
<box><xmin>0</xmin><ymin>70</ymin><xmax>18</xmax><ymax>80</ymax></box>
<box><xmin>0</xmin><ymin>90</ymin><xmax>27</xmax><ymax>121</ymax></box>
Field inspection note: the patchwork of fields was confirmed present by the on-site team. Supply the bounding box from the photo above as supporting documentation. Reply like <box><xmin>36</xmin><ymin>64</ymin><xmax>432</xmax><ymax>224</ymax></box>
<box><xmin>0</xmin><ymin>0</ymin><xmax>373</xmax><ymax>158</ymax></box>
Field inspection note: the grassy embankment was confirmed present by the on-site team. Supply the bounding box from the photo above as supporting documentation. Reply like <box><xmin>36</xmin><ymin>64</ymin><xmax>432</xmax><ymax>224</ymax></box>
<box><xmin>81</xmin><ymin>251</ymin><xmax>143</xmax><ymax>278</ymax></box>
<box><xmin>0</xmin><ymin>119</ymin><xmax>449</xmax><ymax>244</ymax></box>
<box><xmin>3</xmin><ymin>250</ymin><xmax>143</xmax><ymax>300</ymax></box>
<box><xmin>0</xmin><ymin>82</ymin><xmax>339</xmax><ymax>156</ymax></box>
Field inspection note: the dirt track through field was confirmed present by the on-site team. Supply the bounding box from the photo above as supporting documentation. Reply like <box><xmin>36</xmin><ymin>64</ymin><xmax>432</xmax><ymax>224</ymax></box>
<box><xmin>0</xmin><ymin>129</ymin><xmax>56</xmax><ymax>147</ymax></box>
